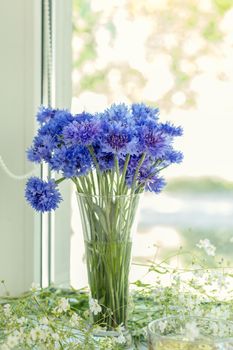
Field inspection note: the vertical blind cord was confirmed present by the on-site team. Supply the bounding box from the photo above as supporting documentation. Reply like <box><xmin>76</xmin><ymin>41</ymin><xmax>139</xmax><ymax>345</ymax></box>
<box><xmin>45</xmin><ymin>0</ymin><xmax>53</xmax><ymax>108</ymax></box>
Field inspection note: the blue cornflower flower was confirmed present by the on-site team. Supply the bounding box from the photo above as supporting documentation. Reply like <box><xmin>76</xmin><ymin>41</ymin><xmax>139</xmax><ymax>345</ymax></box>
<box><xmin>103</xmin><ymin>103</ymin><xmax>131</xmax><ymax>125</ymax></box>
<box><xmin>27</xmin><ymin>134</ymin><xmax>54</xmax><ymax>163</ymax></box>
<box><xmin>63</xmin><ymin>117</ymin><xmax>100</xmax><ymax>146</ymax></box>
<box><xmin>159</xmin><ymin>122</ymin><xmax>183</xmax><ymax>137</ymax></box>
<box><xmin>138</xmin><ymin>123</ymin><xmax>170</xmax><ymax>158</ymax></box>
<box><xmin>74</xmin><ymin>111</ymin><xmax>95</xmax><ymax>122</ymax></box>
<box><xmin>36</xmin><ymin>106</ymin><xmax>57</xmax><ymax>124</ymax></box>
<box><xmin>50</xmin><ymin>145</ymin><xmax>92</xmax><ymax>178</ymax></box>
<box><xmin>132</xmin><ymin>103</ymin><xmax>159</xmax><ymax>124</ymax></box>
<box><xmin>146</xmin><ymin>176</ymin><xmax>166</xmax><ymax>193</ymax></box>
<box><xmin>101</xmin><ymin>125</ymin><xmax>137</xmax><ymax>155</ymax></box>
<box><xmin>125</xmin><ymin>155</ymin><xmax>150</xmax><ymax>186</ymax></box>
<box><xmin>39</xmin><ymin>110</ymin><xmax>73</xmax><ymax>139</ymax></box>
<box><xmin>96</xmin><ymin>152</ymin><xmax>115</xmax><ymax>172</ymax></box>
<box><xmin>164</xmin><ymin>150</ymin><xmax>183</xmax><ymax>164</ymax></box>
<box><xmin>25</xmin><ymin>177</ymin><xmax>62</xmax><ymax>212</ymax></box>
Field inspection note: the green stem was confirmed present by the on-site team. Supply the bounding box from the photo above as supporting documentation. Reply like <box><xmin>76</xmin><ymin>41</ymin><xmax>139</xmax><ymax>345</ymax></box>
<box><xmin>120</xmin><ymin>154</ymin><xmax>130</xmax><ymax>193</ymax></box>
<box><xmin>131</xmin><ymin>153</ymin><xmax>146</xmax><ymax>194</ymax></box>
<box><xmin>114</xmin><ymin>155</ymin><xmax>120</xmax><ymax>195</ymax></box>
<box><xmin>55</xmin><ymin>177</ymin><xmax>66</xmax><ymax>185</ymax></box>
<box><xmin>88</xmin><ymin>145</ymin><xmax>103</xmax><ymax>197</ymax></box>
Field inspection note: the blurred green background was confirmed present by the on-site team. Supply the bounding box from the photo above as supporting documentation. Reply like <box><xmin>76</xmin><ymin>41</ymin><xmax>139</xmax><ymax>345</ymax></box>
<box><xmin>70</xmin><ymin>0</ymin><xmax>233</xmax><ymax>285</ymax></box>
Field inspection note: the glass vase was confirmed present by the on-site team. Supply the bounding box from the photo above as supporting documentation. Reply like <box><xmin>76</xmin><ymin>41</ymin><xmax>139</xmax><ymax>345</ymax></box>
<box><xmin>76</xmin><ymin>192</ymin><xmax>141</xmax><ymax>331</ymax></box>
<box><xmin>148</xmin><ymin>316</ymin><xmax>233</xmax><ymax>350</ymax></box>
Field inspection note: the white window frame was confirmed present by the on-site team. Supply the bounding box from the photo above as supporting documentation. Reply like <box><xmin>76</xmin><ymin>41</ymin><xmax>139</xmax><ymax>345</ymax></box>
<box><xmin>0</xmin><ymin>0</ymin><xmax>72</xmax><ymax>295</ymax></box>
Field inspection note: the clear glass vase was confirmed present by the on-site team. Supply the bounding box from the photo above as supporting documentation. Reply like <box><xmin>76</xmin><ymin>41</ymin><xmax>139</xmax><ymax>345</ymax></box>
<box><xmin>76</xmin><ymin>192</ymin><xmax>141</xmax><ymax>331</ymax></box>
<box><xmin>148</xmin><ymin>316</ymin><xmax>233</xmax><ymax>350</ymax></box>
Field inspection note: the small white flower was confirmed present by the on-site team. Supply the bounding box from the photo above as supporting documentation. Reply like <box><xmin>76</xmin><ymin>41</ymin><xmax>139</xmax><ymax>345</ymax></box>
<box><xmin>30</xmin><ymin>282</ymin><xmax>40</xmax><ymax>292</ymax></box>
<box><xmin>55</xmin><ymin>298</ymin><xmax>70</xmax><ymax>313</ymax></box>
<box><xmin>30</xmin><ymin>328</ymin><xmax>38</xmax><ymax>342</ymax></box>
<box><xmin>3</xmin><ymin>304</ymin><xmax>11</xmax><ymax>317</ymax></box>
<box><xmin>196</xmin><ymin>239</ymin><xmax>216</xmax><ymax>256</ymax></box>
<box><xmin>185</xmin><ymin>321</ymin><xmax>200</xmax><ymax>340</ymax></box>
<box><xmin>39</xmin><ymin>316</ymin><xmax>49</xmax><ymax>325</ymax></box>
<box><xmin>17</xmin><ymin>317</ymin><xmax>27</xmax><ymax>325</ymax></box>
<box><xmin>70</xmin><ymin>313</ymin><xmax>81</xmax><ymax>327</ymax></box>
<box><xmin>52</xmin><ymin>333</ymin><xmax>59</xmax><ymax>341</ymax></box>
<box><xmin>115</xmin><ymin>333</ymin><xmax>126</xmax><ymax>344</ymax></box>
<box><xmin>158</xmin><ymin>320</ymin><xmax>167</xmax><ymax>333</ymax></box>
<box><xmin>6</xmin><ymin>335</ymin><xmax>19</xmax><ymax>348</ymax></box>
<box><xmin>89</xmin><ymin>298</ymin><xmax>102</xmax><ymax>315</ymax></box>
<box><xmin>30</xmin><ymin>326</ymin><xmax>44</xmax><ymax>342</ymax></box>
<box><xmin>210</xmin><ymin>321</ymin><xmax>219</xmax><ymax>336</ymax></box>
<box><xmin>116</xmin><ymin>323</ymin><xmax>125</xmax><ymax>333</ymax></box>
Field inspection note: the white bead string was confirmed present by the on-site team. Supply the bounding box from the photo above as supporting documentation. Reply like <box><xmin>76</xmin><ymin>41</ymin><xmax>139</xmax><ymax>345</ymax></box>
<box><xmin>0</xmin><ymin>155</ymin><xmax>36</xmax><ymax>180</ymax></box>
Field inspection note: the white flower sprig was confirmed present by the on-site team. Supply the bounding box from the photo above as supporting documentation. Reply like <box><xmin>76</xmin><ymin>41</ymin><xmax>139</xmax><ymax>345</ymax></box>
<box><xmin>1</xmin><ymin>243</ymin><xmax>233</xmax><ymax>349</ymax></box>
<box><xmin>89</xmin><ymin>297</ymin><xmax>102</xmax><ymax>315</ymax></box>
<box><xmin>196</xmin><ymin>239</ymin><xmax>216</xmax><ymax>256</ymax></box>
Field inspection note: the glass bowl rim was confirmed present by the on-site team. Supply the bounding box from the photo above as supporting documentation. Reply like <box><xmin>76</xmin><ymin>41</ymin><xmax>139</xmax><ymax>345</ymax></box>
<box><xmin>148</xmin><ymin>315</ymin><xmax>233</xmax><ymax>344</ymax></box>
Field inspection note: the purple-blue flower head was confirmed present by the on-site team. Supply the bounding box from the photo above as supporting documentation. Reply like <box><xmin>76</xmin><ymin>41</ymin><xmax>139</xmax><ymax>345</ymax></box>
<box><xmin>39</xmin><ymin>110</ymin><xmax>73</xmax><ymax>139</ymax></box>
<box><xmin>125</xmin><ymin>155</ymin><xmax>150</xmax><ymax>186</ymax></box>
<box><xmin>36</xmin><ymin>106</ymin><xmax>57</xmax><ymax>124</ymax></box>
<box><xmin>103</xmin><ymin>103</ymin><xmax>131</xmax><ymax>125</ymax></box>
<box><xmin>50</xmin><ymin>145</ymin><xmax>92</xmax><ymax>178</ymax></box>
<box><xmin>138</xmin><ymin>124</ymin><xmax>170</xmax><ymax>158</ymax></box>
<box><xmin>146</xmin><ymin>176</ymin><xmax>166</xmax><ymax>193</ymax></box>
<box><xmin>27</xmin><ymin>134</ymin><xmax>54</xmax><ymax>163</ymax></box>
<box><xmin>96</xmin><ymin>152</ymin><xmax>115</xmax><ymax>172</ymax></box>
<box><xmin>132</xmin><ymin>103</ymin><xmax>159</xmax><ymax>124</ymax></box>
<box><xmin>63</xmin><ymin>117</ymin><xmax>100</xmax><ymax>146</ymax></box>
<box><xmin>159</xmin><ymin>122</ymin><xmax>183</xmax><ymax>137</ymax></box>
<box><xmin>25</xmin><ymin>177</ymin><xmax>62</xmax><ymax>212</ymax></box>
<box><xmin>165</xmin><ymin>150</ymin><xmax>183</xmax><ymax>164</ymax></box>
<box><xmin>74</xmin><ymin>112</ymin><xmax>94</xmax><ymax>123</ymax></box>
<box><xmin>102</xmin><ymin>126</ymin><xmax>137</xmax><ymax>155</ymax></box>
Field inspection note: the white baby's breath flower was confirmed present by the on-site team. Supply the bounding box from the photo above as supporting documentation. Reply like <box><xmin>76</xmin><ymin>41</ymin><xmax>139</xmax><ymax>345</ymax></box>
<box><xmin>185</xmin><ymin>321</ymin><xmax>200</xmax><ymax>340</ymax></box>
<box><xmin>6</xmin><ymin>334</ymin><xmax>19</xmax><ymax>349</ymax></box>
<box><xmin>3</xmin><ymin>304</ymin><xmax>11</xmax><ymax>317</ymax></box>
<box><xmin>30</xmin><ymin>328</ymin><xmax>38</xmax><ymax>342</ymax></box>
<box><xmin>116</xmin><ymin>323</ymin><xmax>125</xmax><ymax>333</ymax></box>
<box><xmin>209</xmin><ymin>305</ymin><xmax>230</xmax><ymax>319</ymax></box>
<box><xmin>30</xmin><ymin>282</ymin><xmax>40</xmax><ymax>292</ymax></box>
<box><xmin>210</xmin><ymin>321</ymin><xmax>219</xmax><ymax>337</ymax></box>
<box><xmin>70</xmin><ymin>313</ymin><xmax>81</xmax><ymax>327</ymax></box>
<box><xmin>39</xmin><ymin>316</ymin><xmax>49</xmax><ymax>325</ymax></box>
<box><xmin>30</xmin><ymin>326</ymin><xmax>44</xmax><ymax>342</ymax></box>
<box><xmin>17</xmin><ymin>317</ymin><xmax>28</xmax><ymax>325</ymax></box>
<box><xmin>89</xmin><ymin>298</ymin><xmax>102</xmax><ymax>315</ymax></box>
<box><xmin>115</xmin><ymin>333</ymin><xmax>126</xmax><ymax>344</ymax></box>
<box><xmin>55</xmin><ymin>298</ymin><xmax>70</xmax><ymax>313</ymax></box>
<box><xmin>196</xmin><ymin>239</ymin><xmax>216</xmax><ymax>256</ymax></box>
<box><xmin>52</xmin><ymin>333</ymin><xmax>59</xmax><ymax>341</ymax></box>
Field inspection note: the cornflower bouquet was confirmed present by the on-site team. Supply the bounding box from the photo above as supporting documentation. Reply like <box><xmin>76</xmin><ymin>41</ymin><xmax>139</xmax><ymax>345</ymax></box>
<box><xmin>25</xmin><ymin>103</ymin><xmax>183</xmax><ymax>332</ymax></box>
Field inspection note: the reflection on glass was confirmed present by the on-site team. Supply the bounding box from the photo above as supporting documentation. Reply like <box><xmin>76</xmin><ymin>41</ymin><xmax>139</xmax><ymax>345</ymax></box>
<box><xmin>148</xmin><ymin>316</ymin><xmax>233</xmax><ymax>350</ymax></box>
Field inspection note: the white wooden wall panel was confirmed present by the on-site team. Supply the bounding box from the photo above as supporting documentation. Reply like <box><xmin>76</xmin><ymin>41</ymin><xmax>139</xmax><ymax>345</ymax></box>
<box><xmin>0</xmin><ymin>0</ymin><xmax>41</xmax><ymax>294</ymax></box>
